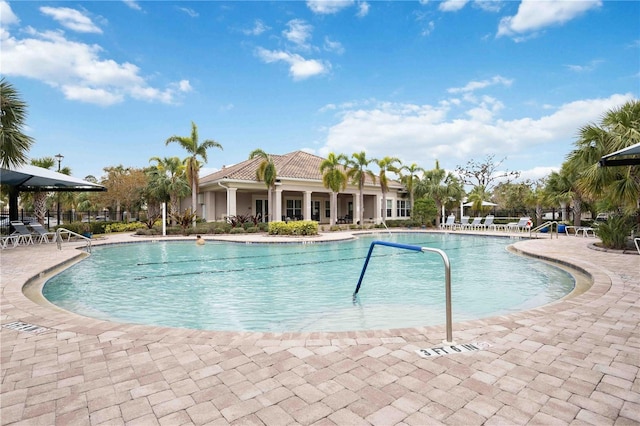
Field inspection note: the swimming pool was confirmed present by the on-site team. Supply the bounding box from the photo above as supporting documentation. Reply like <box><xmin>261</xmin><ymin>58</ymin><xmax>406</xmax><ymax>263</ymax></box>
<box><xmin>42</xmin><ymin>233</ymin><xmax>575</xmax><ymax>332</ymax></box>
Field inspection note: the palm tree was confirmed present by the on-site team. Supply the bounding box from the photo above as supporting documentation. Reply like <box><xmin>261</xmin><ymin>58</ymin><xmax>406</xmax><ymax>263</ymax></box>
<box><xmin>466</xmin><ymin>185</ymin><xmax>492</xmax><ymax>216</ymax></box>
<box><xmin>415</xmin><ymin>160</ymin><xmax>464</xmax><ymax>226</ymax></box>
<box><xmin>0</xmin><ymin>78</ymin><xmax>34</xmax><ymax>169</ymax></box>
<box><xmin>249</xmin><ymin>149</ymin><xmax>277</xmax><ymax>222</ymax></box>
<box><xmin>30</xmin><ymin>157</ymin><xmax>56</xmax><ymax>224</ymax></box>
<box><xmin>376</xmin><ymin>156</ymin><xmax>400</xmax><ymax>222</ymax></box>
<box><xmin>345</xmin><ymin>151</ymin><xmax>376</xmax><ymax>226</ymax></box>
<box><xmin>399</xmin><ymin>162</ymin><xmax>424</xmax><ymax>217</ymax></box>
<box><xmin>320</xmin><ymin>152</ymin><xmax>348</xmax><ymax>225</ymax></box>
<box><xmin>1</xmin><ymin>78</ymin><xmax>35</xmax><ymax>221</ymax></box>
<box><xmin>165</xmin><ymin>122</ymin><xmax>222</xmax><ymax>226</ymax></box>
<box><xmin>148</xmin><ymin>156</ymin><xmax>190</xmax><ymax>222</ymax></box>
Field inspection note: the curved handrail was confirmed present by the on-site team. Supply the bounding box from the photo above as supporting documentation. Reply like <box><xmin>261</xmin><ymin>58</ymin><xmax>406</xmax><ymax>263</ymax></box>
<box><xmin>55</xmin><ymin>228</ymin><xmax>92</xmax><ymax>252</ymax></box>
<box><xmin>353</xmin><ymin>240</ymin><xmax>453</xmax><ymax>344</ymax></box>
<box><xmin>530</xmin><ymin>221</ymin><xmax>558</xmax><ymax>239</ymax></box>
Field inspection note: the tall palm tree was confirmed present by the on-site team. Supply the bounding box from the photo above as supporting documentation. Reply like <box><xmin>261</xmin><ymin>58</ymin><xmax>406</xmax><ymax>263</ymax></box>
<box><xmin>320</xmin><ymin>152</ymin><xmax>348</xmax><ymax>225</ymax></box>
<box><xmin>415</xmin><ymin>160</ymin><xmax>464</xmax><ymax>226</ymax></box>
<box><xmin>399</xmin><ymin>162</ymin><xmax>424</xmax><ymax>217</ymax></box>
<box><xmin>148</xmin><ymin>156</ymin><xmax>190</xmax><ymax>221</ymax></box>
<box><xmin>249</xmin><ymin>149</ymin><xmax>277</xmax><ymax>221</ymax></box>
<box><xmin>376</xmin><ymin>156</ymin><xmax>400</xmax><ymax>222</ymax></box>
<box><xmin>0</xmin><ymin>78</ymin><xmax>34</xmax><ymax>169</ymax></box>
<box><xmin>1</xmin><ymin>78</ymin><xmax>35</xmax><ymax>221</ymax></box>
<box><xmin>345</xmin><ymin>151</ymin><xmax>376</xmax><ymax>226</ymax></box>
<box><xmin>165</xmin><ymin>122</ymin><xmax>222</xmax><ymax>226</ymax></box>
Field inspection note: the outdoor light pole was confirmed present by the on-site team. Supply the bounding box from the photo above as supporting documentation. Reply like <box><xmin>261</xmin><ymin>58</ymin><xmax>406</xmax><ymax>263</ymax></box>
<box><xmin>55</xmin><ymin>153</ymin><xmax>64</xmax><ymax>226</ymax></box>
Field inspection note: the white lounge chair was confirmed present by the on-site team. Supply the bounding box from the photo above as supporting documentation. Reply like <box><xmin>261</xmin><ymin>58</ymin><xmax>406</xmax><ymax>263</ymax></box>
<box><xmin>477</xmin><ymin>215</ymin><xmax>495</xmax><ymax>231</ymax></box>
<box><xmin>463</xmin><ymin>217</ymin><xmax>483</xmax><ymax>230</ymax></box>
<box><xmin>455</xmin><ymin>216</ymin><xmax>470</xmax><ymax>230</ymax></box>
<box><xmin>9</xmin><ymin>221</ymin><xmax>34</xmax><ymax>245</ymax></box>
<box><xmin>441</xmin><ymin>214</ymin><xmax>456</xmax><ymax>230</ymax></box>
<box><xmin>506</xmin><ymin>217</ymin><xmax>532</xmax><ymax>233</ymax></box>
<box><xmin>28</xmin><ymin>222</ymin><xmax>57</xmax><ymax>243</ymax></box>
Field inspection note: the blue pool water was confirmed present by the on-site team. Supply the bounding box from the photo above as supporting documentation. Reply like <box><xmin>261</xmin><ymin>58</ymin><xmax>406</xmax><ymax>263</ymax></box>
<box><xmin>42</xmin><ymin>233</ymin><xmax>575</xmax><ymax>332</ymax></box>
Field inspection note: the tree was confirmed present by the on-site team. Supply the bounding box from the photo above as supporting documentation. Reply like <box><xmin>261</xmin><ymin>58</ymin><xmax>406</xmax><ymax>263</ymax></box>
<box><xmin>1</xmin><ymin>78</ymin><xmax>35</xmax><ymax>221</ymax></box>
<box><xmin>345</xmin><ymin>151</ymin><xmax>376</xmax><ymax>226</ymax></box>
<box><xmin>249</xmin><ymin>149</ymin><xmax>277</xmax><ymax>222</ymax></box>
<box><xmin>148</xmin><ymin>156</ymin><xmax>190</xmax><ymax>222</ymax></box>
<box><xmin>320</xmin><ymin>152</ymin><xmax>348</xmax><ymax>226</ymax></box>
<box><xmin>455</xmin><ymin>155</ymin><xmax>520</xmax><ymax>192</ymax></box>
<box><xmin>29</xmin><ymin>157</ymin><xmax>56</xmax><ymax>224</ymax></box>
<box><xmin>399</xmin><ymin>162</ymin><xmax>424</xmax><ymax>217</ymax></box>
<box><xmin>165</xmin><ymin>122</ymin><xmax>222</xmax><ymax>226</ymax></box>
<box><xmin>415</xmin><ymin>160</ymin><xmax>464</xmax><ymax>226</ymax></box>
<box><xmin>466</xmin><ymin>185</ymin><xmax>493</xmax><ymax>216</ymax></box>
<box><xmin>98</xmin><ymin>166</ymin><xmax>148</xmax><ymax>221</ymax></box>
<box><xmin>0</xmin><ymin>78</ymin><xmax>34</xmax><ymax>169</ymax></box>
<box><xmin>376</xmin><ymin>156</ymin><xmax>400</xmax><ymax>222</ymax></box>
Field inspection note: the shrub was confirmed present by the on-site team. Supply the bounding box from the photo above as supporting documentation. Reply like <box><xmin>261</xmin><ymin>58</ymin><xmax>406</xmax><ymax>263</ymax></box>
<box><xmin>230</xmin><ymin>227</ymin><xmax>246</xmax><ymax>234</ymax></box>
<box><xmin>245</xmin><ymin>226</ymin><xmax>259</xmax><ymax>233</ymax></box>
<box><xmin>596</xmin><ymin>215</ymin><xmax>634</xmax><ymax>249</ymax></box>
<box><xmin>268</xmin><ymin>220</ymin><xmax>318</xmax><ymax>236</ymax></box>
<box><xmin>105</xmin><ymin>222</ymin><xmax>146</xmax><ymax>233</ymax></box>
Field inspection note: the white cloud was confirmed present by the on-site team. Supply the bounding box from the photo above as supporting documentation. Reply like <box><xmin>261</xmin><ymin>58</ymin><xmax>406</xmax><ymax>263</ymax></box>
<box><xmin>177</xmin><ymin>7</ymin><xmax>198</xmax><ymax>18</ymax></box>
<box><xmin>1</xmin><ymin>15</ymin><xmax>188</xmax><ymax>106</ymax></box>
<box><xmin>255</xmin><ymin>47</ymin><xmax>329</xmax><ymax>80</ymax></box>
<box><xmin>283</xmin><ymin>19</ymin><xmax>313</xmax><ymax>50</ymax></box>
<box><xmin>323</xmin><ymin>37</ymin><xmax>345</xmax><ymax>54</ymax></box>
<box><xmin>317</xmin><ymin>93</ymin><xmax>634</xmax><ymax>174</ymax></box>
<box><xmin>439</xmin><ymin>0</ymin><xmax>469</xmax><ymax>12</ymax></box>
<box><xmin>122</xmin><ymin>1</ymin><xmax>142</xmax><ymax>11</ymax></box>
<box><xmin>357</xmin><ymin>2</ymin><xmax>370</xmax><ymax>17</ymax></box>
<box><xmin>498</xmin><ymin>0</ymin><xmax>602</xmax><ymax>38</ymax></box>
<box><xmin>447</xmin><ymin>75</ymin><xmax>513</xmax><ymax>94</ymax></box>
<box><xmin>565</xmin><ymin>59</ymin><xmax>603</xmax><ymax>73</ymax></box>
<box><xmin>243</xmin><ymin>19</ymin><xmax>270</xmax><ymax>36</ymax></box>
<box><xmin>40</xmin><ymin>6</ymin><xmax>103</xmax><ymax>34</ymax></box>
<box><xmin>0</xmin><ymin>1</ymin><xmax>19</xmax><ymax>26</ymax></box>
<box><xmin>307</xmin><ymin>0</ymin><xmax>354</xmax><ymax>14</ymax></box>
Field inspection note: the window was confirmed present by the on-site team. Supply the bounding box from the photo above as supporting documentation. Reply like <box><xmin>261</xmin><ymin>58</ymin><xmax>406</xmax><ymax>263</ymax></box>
<box><xmin>397</xmin><ymin>200</ymin><xmax>411</xmax><ymax>217</ymax></box>
<box><xmin>325</xmin><ymin>201</ymin><xmax>331</xmax><ymax>218</ymax></box>
<box><xmin>386</xmin><ymin>200</ymin><xmax>393</xmax><ymax>218</ymax></box>
<box><xmin>286</xmin><ymin>199</ymin><xmax>302</xmax><ymax>219</ymax></box>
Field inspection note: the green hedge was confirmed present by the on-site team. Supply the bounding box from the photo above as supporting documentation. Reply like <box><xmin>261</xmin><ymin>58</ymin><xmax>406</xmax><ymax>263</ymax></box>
<box><xmin>268</xmin><ymin>220</ymin><xmax>318</xmax><ymax>236</ymax></box>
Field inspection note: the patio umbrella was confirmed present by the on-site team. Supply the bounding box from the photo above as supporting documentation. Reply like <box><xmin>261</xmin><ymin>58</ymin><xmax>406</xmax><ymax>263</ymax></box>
<box><xmin>599</xmin><ymin>142</ymin><xmax>640</xmax><ymax>167</ymax></box>
<box><xmin>463</xmin><ymin>201</ymin><xmax>498</xmax><ymax>207</ymax></box>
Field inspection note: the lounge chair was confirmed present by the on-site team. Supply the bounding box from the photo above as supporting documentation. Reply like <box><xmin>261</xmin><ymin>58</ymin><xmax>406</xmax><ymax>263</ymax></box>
<box><xmin>455</xmin><ymin>216</ymin><xmax>470</xmax><ymax>230</ymax></box>
<box><xmin>476</xmin><ymin>215</ymin><xmax>495</xmax><ymax>231</ymax></box>
<box><xmin>440</xmin><ymin>214</ymin><xmax>456</xmax><ymax>230</ymax></box>
<box><xmin>1</xmin><ymin>235</ymin><xmax>21</xmax><ymax>249</ymax></box>
<box><xmin>463</xmin><ymin>217</ymin><xmax>483</xmax><ymax>230</ymax></box>
<box><xmin>9</xmin><ymin>221</ymin><xmax>34</xmax><ymax>245</ymax></box>
<box><xmin>506</xmin><ymin>217</ymin><xmax>532</xmax><ymax>233</ymax></box>
<box><xmin>28</xmin><ymin>222</ymin><xmax>57</xmax><ymax>243</ymax></box>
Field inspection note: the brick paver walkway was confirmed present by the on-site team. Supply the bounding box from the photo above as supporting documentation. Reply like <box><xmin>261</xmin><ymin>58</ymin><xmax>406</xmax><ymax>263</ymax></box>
<box><xmin>1</xmin><ymin>231</ymin><xmax>638</xmax><ymax>425</ymax></box>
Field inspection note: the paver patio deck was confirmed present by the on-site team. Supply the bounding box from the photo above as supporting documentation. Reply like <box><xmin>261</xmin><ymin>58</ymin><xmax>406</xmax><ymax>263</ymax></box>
<box><xmin>1</xmin><ymin>230</ymin><xmax>638</xmax><ymax>425</ymax></box>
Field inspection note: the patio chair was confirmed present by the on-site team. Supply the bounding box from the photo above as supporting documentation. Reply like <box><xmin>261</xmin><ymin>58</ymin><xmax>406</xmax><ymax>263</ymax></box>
<box><xmin>440</xmin><ymin>214</ymin><xmax>456</xmax><ymax>230</ymax></box>
<box><xmin>9</xmin><ymin>221</ymin><xmax>34</xmax><ymax>245</ymax></box>
<box><xmin>1</xmin><ymin>235</ymin><xmax>21</xmax><ymax>249</ymax></box>
<box><xmin>28</xmin><ymin>222</ymin><xmax>57</xmax><ymax>243</ymax></box>
<box><xmin>506</xmin><ymin>217</ymin><xmax>532</xmax><ymax>233</ymax></box>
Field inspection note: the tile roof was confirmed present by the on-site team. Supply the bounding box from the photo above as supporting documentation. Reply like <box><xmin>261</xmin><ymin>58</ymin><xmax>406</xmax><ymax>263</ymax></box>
<box><xmin>201</xmin><ymin>150</ymin><xmax>398</xmax><ymax>187</ymax></box>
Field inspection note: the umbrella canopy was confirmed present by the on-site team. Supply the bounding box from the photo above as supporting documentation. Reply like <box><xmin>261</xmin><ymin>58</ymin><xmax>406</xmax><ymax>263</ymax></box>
<box><xmin>0</xmin><ymin>164</ymin><xmax>105</xmax><ymax>192</ymax></box>
<box><xmin>463</xmin><ymin>200</ymin><xmax>497</xmax><ymax>207</ymax></box>
<box><xmin>599</xmin><ymin>142</ymin><xmax>640</xmax><ymax>167</ymax></box>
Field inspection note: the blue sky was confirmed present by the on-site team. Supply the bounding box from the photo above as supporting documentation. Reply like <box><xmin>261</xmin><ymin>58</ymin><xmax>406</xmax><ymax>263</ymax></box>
<box><xmin>2</xmin><ymin>0</ymin><xmax>638</xmax><ymax>183</ymax></box>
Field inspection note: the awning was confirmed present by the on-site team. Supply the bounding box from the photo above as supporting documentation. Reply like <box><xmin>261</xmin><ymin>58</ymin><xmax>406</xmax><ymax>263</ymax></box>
<box><xmin>463</xmin><ymin>201</ymin><xmax>497</xmax><ymax>207</ymax></box>
<box><xmin>599</xmin><ymin>142</ymin><xmax>640</xmax><ymax>167</ymax></box>
<box><xmin>0</xmin><ymin>164</ymin><xmax>106</xmax><ymax>192</ymax></box>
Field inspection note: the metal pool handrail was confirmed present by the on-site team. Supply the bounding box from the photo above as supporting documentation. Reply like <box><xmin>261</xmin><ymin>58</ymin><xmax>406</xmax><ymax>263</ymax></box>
<box><xmin>530</xmin><ymin>221</ymin><xmax>559</xmax><ymax>239</ymax></box>
<box><xmin>353</xmin><ymin>240</ymin><xmax>454</xmax><ymax>344</ymax></box>
<box><xmin>56</xmin><ymin>228</ymin><xmax>92</xmax><ymax>253</ymax></box>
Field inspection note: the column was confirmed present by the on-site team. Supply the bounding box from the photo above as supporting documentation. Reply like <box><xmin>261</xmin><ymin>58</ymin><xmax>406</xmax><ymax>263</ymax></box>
<box><xmin>353</xmin><ymin>194</ymin><xmax>359</xmax><ymax>224</ymax></box>
<box><xmin>227</xmin><ymin>187</ymin><xmax>237</xmax><ymax>218</ymax></box>
<box><xmin>275</xmin><ymin>189</ymin><xmax>283</xmax><ymax>222</ymax></box>
<box><xmin>303</xmin><ymin>191</ymin><xmax>312</xmax><ymax>221</ymax></box>
<box><xmin>375</xmin><ymin>194</ymin><xmax>382</xmax><ymax>224</ymax></box>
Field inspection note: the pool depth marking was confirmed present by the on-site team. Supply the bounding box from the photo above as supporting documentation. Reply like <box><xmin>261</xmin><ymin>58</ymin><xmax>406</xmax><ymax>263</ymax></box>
<box><xmin>3</xmin><ymin>321</ymin><xmax>50</xmax><ymax>334</ymax></box>
<box><xmin>416</xmin><ymin>341</ymin><xmax>491</xmax><ymax>358</ymax></box>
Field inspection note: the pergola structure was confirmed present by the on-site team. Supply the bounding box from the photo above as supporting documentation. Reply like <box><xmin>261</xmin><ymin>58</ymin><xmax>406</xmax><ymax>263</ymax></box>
<box><xmin>1</xmin><ymin>164</ymin><xmax>106</xmax><ymax>221</ymax></box>
<box><xmin>599</xmin><ymin>142</ymin><xmax>640</xmax><ymax>167</ymax></box>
